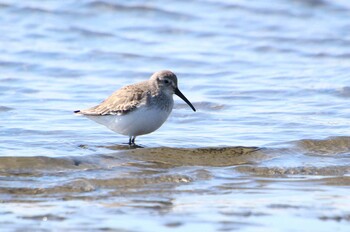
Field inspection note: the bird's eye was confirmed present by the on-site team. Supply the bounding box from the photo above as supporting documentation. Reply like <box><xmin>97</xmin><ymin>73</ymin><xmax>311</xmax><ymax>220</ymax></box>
<box><xmin>164</xmin><ymin>80</ymin><xmax>170</xmax><ymax>84</ymax></box>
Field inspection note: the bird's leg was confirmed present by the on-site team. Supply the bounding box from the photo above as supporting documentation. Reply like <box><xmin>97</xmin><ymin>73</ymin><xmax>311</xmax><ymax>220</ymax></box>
<box><xmin>128</xmin><ymin>136</ymin><xmax>136</xmax><ymax>146</ymax></box>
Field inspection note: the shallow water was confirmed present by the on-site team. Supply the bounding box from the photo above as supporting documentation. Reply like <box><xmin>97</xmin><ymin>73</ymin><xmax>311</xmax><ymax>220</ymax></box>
<box><xmin>1</xmin><ymin>0</ymin><xmax>350</xmax><ymax>231</ymax></box>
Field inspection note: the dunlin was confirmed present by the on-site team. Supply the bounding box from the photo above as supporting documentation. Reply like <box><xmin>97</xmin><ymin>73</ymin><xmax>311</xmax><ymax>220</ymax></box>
<box><xmin>74</xmin><ymin>70</ymin><xmax>196</xmax><ymax>145</ymax></box>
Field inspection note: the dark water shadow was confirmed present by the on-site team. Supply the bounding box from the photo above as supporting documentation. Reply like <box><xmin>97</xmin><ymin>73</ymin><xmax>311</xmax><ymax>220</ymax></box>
<box><xmin>99</xmin><ymin>143</ymin><xmax>144</xmax><ymax>150</ymax></box>
<box><xmin>292</xmin><ymin>136</ymin><xmax>350</xmax><ymax>156</ymax></box>
<box><xmin>105</xmin><ymin>146</ymin><xmax>269</xmax><ymax>167</ymax></box>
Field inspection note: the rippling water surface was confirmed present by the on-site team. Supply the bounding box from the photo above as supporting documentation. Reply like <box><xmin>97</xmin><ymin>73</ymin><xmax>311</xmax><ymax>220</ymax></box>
<box><xmin>1</xmin><ymin>0</ymin><xmax>350</xmax><ymax>231</ymax></box>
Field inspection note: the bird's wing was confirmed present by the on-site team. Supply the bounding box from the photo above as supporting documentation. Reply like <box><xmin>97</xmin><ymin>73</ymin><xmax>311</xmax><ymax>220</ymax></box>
<box><xmin>76</xmin><ymin>83</ymin><xmax>149</xmax><ymax>116</ymax></box>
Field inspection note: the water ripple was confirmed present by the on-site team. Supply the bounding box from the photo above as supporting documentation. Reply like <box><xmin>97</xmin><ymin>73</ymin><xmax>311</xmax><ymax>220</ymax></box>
<box><xmin>1</xmin><ymin>0</ymin><xmax>350</xmax><ymax>230</ymax></box>
<box><xmin>87</xmin><ymin>1</ymin><xmax>197</xmax><ymax>19</ymax></box>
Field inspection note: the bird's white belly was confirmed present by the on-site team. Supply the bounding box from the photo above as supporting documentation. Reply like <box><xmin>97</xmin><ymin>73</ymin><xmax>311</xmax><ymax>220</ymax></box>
<box><xmin>86</xmin><ymin>107</ymin><xmax>172</xmax><ymax>136</ymax></box>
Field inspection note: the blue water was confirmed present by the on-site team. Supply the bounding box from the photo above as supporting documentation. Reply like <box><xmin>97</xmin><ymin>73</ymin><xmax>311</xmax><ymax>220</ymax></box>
<box><xmin>1</xmin><ymin>0</ymin><xmax>350</xmax><ymax>231</ymax></box>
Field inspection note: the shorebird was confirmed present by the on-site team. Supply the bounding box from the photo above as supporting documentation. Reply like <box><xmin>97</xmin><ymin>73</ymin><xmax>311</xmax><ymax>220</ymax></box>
<box><xmin>74</xmin><ymin>70</ymin><xmax>196</xmax><ymax>145</ymax></box>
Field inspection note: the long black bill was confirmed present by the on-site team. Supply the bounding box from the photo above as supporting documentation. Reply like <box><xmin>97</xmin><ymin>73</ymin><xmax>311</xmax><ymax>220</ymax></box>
<box><xmin>174</xmin><ymin>88</ymin><xmax>196</xmax><ymax>112</ymax></box>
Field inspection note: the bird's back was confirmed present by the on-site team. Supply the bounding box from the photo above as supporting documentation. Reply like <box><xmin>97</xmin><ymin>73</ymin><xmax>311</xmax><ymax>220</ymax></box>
<box><xmin>75</xmin><ymin>80</ymin><xmax>151</xmax><ymax>116</ymax></box>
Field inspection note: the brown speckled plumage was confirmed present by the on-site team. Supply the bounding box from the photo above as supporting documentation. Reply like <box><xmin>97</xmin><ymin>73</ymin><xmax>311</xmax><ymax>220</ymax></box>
<box><xmin>77</xmin><ymin>80</ymin><xmax>151</xmax><ymax>115</ymax></box>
